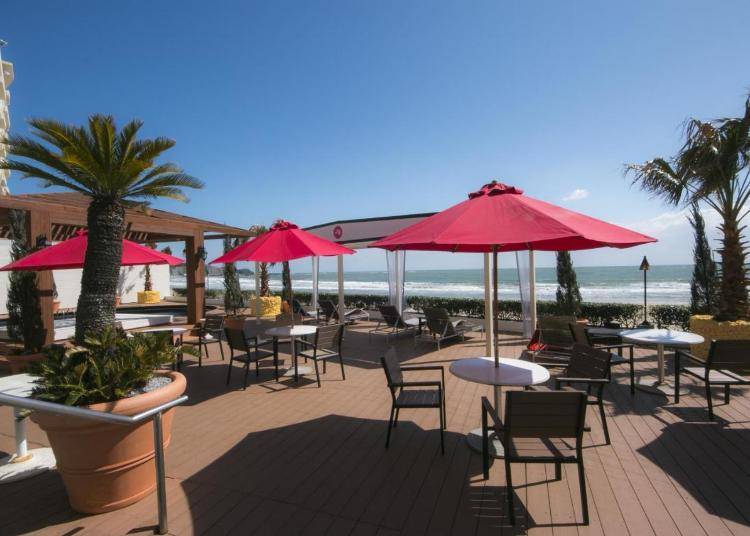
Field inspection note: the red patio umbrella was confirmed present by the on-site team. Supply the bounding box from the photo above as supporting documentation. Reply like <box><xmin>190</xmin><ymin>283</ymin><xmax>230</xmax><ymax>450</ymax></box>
<box><xmin>0</xmin><ymin>230</ymin><xmax>184</xmax><ymax>271</ymax></box>
<box><xmin>211</xmin><ymin>220</ymin><xmax>354</xmax><ymax>264</ymax></box>
<box><xmin>371</xmin><ymin>181</ymin><xmax>657</xmax><ymax>365</ymax></box>
<box><xmin>210</xmin><ymin>220</ymin><xmax>355</xmax><ymax>322</ymax></box>
<box><xmin>371</xmin><ymin>181</ymin><xmax>656</xmax><ymax>252</ymax></box>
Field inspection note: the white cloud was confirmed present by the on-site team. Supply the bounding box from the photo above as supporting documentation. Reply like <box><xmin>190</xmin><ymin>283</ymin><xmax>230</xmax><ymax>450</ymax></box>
<box><xmin>562</xmin><ymin>188</ymin><xmax>589</xmax><ymax>201</ymax></box>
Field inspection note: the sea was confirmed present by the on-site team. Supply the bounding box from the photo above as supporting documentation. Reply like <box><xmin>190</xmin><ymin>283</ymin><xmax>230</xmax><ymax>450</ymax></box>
<box><xmin>171</xmin><ymin>265</ymin><xmax>693</xmax><ymax>305</ymax></box>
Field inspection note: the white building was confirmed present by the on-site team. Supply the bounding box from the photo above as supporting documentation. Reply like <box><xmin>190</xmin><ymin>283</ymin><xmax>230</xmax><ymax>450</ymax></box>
<box><xmin>0</xmin><ymin>40</ymin><xmax>14</xmax><ymax>196</ymax></box>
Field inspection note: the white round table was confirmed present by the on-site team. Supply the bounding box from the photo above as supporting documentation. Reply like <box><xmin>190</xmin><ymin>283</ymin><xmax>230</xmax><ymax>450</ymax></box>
<box><xmin>450</xmin><ymin>357</ymin><xmax>550</xmax><ymax>458</ymax></box>
<box><xmin>0</xmin><ymin>374</ymin><xmax>56</xmax><ymax>483</ymax></box>
<box><xmin>621</xmin><ymin>328</ymin><xmax>704</xmax><ymax>397</ymax></box>
<box><xmin>265</xmin><ymin>325</ymin><xmax>318</xmax><ymax>382</ymax></box>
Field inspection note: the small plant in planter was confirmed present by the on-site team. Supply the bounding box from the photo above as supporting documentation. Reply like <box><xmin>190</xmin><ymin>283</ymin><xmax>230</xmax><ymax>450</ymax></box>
<box><xmin>29</xmin><ymin>327</ymin><xmax>189</xmax><ymax>514</ymax></box>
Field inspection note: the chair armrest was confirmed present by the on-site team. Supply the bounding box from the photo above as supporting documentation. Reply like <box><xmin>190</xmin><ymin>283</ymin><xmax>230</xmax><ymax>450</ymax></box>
<box><xmin>556</xmin><ymin>377</ymin><xmax>609</xmax><ymax>386</ymax></box>
<box><xmin>597</xmin><ymin>343</ymin><xmax>634</xmax><ymax>351</ymax></box>
<box><xmin>395</xmin><ymin>380</ymin><xmax>442</xmax><ymax>388</ymax></box>
<box><xmin>401</xmin><ymin>365</ymin><xmax>445</xmax><ymax>385</ymax></box>
<box><xmin>533</xmin><ymin>362</ymin><xmax>568</xmax><ymax>369</ymax></box>
<box><xmin>675</xmin><ymin>349</ymin><xmax>706</xmax><ymax>365</ymax></box>
<box><xmin>296</xmin><ymin>339</ymin><xmax>316</xmax><ymax>349</ymax></box>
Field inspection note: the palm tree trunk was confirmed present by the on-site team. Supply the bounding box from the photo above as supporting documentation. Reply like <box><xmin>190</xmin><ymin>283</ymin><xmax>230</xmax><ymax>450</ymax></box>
<box><xmin>717</xmin><ymin>215</ymin><xmax>749</xmax><ymax>321</ymax></box>
<box><xmin>74</xmin><ymin>198</ymin><xmax>125</xmax><ymax>343</ymax></box>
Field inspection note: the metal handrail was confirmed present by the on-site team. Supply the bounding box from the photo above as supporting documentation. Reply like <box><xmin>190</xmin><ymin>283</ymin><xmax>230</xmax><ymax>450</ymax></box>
<box><xmin>0</xmin><ymin>391</ymin><xmax>188</xmax><ymax>535</ymax></box>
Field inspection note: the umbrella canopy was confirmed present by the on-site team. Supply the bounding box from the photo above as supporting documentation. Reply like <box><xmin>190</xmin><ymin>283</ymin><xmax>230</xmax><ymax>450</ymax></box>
<box><xmin>370</xmin><ymin>181</ymin><xmax>656</xmax><ymax>252</ymax></box>
<box><xmin>210</xmin><ymin>220</ymin><xmax>355</xmax><ymax>264</ymax></box>
<box><xmin>0</xmin><ymin>231</ymin><xmax>184</xmax><ymax>271</ymax></box>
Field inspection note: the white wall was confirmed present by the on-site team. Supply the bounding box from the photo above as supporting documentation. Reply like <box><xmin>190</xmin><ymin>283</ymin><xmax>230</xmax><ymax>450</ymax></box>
<box><xmin>0</xmin><ymin>239</ymin><xmax>171</xmax><ymax>314</ymax></box>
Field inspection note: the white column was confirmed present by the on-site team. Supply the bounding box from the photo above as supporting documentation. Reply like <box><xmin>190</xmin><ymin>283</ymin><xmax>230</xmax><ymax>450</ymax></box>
<box><xmin>337</xmin><ymin>255</ymin><xmax>345</xmax><ymax>323</ymax></box>
<box><xmin>14</xmin><ymin>408</ymin><xmax>27</xmax><ymax>459</ymax></box>
<box><xmin>483</xmin><ymin>252</ymin><xmax>495</xmax><ymax>357</ymax></box>
<box><xmin>529</xmin><ymin>250</ymin><xmax>537</xmax><ymax>335</ymax></box>
<box><xmin>254</xmin><ymin>261</ymin><xmax>261</xmax><ymax>324</ymax></box>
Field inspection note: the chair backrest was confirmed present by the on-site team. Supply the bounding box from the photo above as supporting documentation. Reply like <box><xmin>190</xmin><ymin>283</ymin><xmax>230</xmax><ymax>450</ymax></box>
<box><xmin>504</xmin><ymin>390</ymin><xmax>586</xmax><ymax>441</ymax></box>
<box><xmin>293</xmin><ymin>299</ymin><xmax>306</xmax><ymax>315</ymax></box>
<box><xmin>567</xmin><ymin>343</ymin><xmax>612</xmax><ymax>380</ymax></box>
<box><xmin>568</xmin><ymin>322</ymin><xmax>591</xmax><ymax>346</ymax></box>
<box><xmin>380</xmin><ymin>347</ymin><xmax>403</xmax><ymax>390</ymax></box>
<box><xmin>224</xmin><ymin>327</ymin><xmax>249</xmax><ymax>353</ymax></box>
<box><xmin>378</xmin><ymin>305</ymin><xmax>404</xmax><ymax>328</ymax></box>
<box><xmin>204</xmin><ymin>316</ymin><xmax>224</xmax><ymax>332</ymax></box>
<box><xmin>538</xmin><ymin>315</ymin><xmax>576</xmax><ymax>347</ymax></box>
<box><xmin>316</xmin><ymin>323</ymin><xmax>343</xmax><ymax>351</ymax></box>
<box><xmin>275</xmin><ymin>313</ymin><xmax>304</xmax><ymax>326</ymax></box>
<box><xmin>423</xmin><ymin>307</ymin><xmax>453</xmax><ymax>336</ymax></box>
<box><xmin>319</xmin><ymin>299</ymin><xmax>336</xmax><ymax>320</ymax></box>
<box><xmin>707</xmin><ymin>340</ymin><xmax>750</xmax><ymax>373</ymax></box>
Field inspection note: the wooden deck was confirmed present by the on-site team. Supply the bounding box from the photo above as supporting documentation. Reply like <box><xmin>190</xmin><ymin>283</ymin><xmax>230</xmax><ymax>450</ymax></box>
<box><xmin>2</xmin><ymin>321</ymin><xmax>750</xmax><ymax>535</ymax></box>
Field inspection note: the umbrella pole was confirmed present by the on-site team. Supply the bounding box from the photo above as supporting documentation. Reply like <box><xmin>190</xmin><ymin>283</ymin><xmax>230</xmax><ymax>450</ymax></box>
<box><xmin>492</xmin><ymin>246</ymin><xmax>499</xmax><ymax>367</ymax></box>
<box><xmin>483</xmin><ymin>253</ymin><xmax>494</xmax><ymax>358</ymax></box>
<box><xmin>289</xmin><ymin>271</ymin><xmax>294</xmax><ymax>327</ymax></box>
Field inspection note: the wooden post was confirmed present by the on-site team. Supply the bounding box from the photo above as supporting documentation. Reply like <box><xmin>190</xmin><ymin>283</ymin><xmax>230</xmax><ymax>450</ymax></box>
<box><xmin>185</xmin><ymin>231</ymin><xmax>205</xmax><ymax>324</ymax></box>
<box><xmin>28</xmin><ymin>210</ymin><xmax>54</xmax><ymax>345</ymax></box>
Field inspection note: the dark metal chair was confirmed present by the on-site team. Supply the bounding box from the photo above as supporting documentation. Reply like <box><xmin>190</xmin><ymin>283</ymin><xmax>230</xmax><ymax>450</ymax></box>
<box><xmin>182</xmin><ymin>316</ymin><xmax>225</xmax><ymax>367</ymax></box>
<box><xmin>532</xmin><ymin>343</ymin><xmax>613</xmax><ymax>444</ymax></box>
<box><xmin>224</xmin><ymin>327</ymin><xmax>278</xmax><ymax>389</ymax></box>
<box><xmin>675</xmin><ymin>339</ymin><xmax>750</xmax><ymax>420</ymax></box>
<box><xmin>482</xmin><ymin>390</ymin><xmax>589</xmax><ymax>525</ymax></box>
<box><xmin>569</xmin><ymin>322</ymin><xmax>635</xmax><ymax>395</ymax></box>
<box><xmin>296</xmin><ymin>324</ymin><xmax>345</xmax><ymax>387</ymax></box>
<box><xmin>526</xmin><ymin>315</ymin><xmax>577</xmax><ymax>364</ymax></box>
<box><xmin>381</xmin><ymin>348</ymin><xmax>446</xmax><ymax>454</ymax></box>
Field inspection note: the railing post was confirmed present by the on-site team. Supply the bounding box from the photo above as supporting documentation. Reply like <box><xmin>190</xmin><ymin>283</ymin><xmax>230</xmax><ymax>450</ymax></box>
<box><xmin>152</xmin><ymin>412</ymin><xmax>168</xmax><ymax>535</ymax></box>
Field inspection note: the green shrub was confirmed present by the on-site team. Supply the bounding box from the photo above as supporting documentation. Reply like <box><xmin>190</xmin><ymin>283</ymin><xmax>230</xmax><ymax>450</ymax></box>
<box><xmin>29</xmin><ymin>327</ymin><xmax>186</xmax><ymax>406</ymax></box>
<box><xmin>650</xmin><ymin>304</ymin><xmax>691</xmax><ymax>330</ymax></box>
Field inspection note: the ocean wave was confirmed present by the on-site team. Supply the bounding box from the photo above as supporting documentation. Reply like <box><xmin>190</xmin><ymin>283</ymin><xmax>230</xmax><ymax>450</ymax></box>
<box><xmin>172</xmin><ymin>273</ymin><xmax>692</xmax><ymax>304</ymax></box>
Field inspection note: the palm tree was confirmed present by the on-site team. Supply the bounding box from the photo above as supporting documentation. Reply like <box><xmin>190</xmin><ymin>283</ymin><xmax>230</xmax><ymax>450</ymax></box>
<box><xmin>626</xmin><ymin>95</ymin><xmax>750</xmax><ymax>320</ymax></box>
<box><xmin>0</xmin><ymin>115</ymin><xmax>203</xmax><ymax>342</ymax></box>
<box><xmin>248</xmin><ymin>225</ymin><xmax>271</xmax><ymax>296</ymax></box>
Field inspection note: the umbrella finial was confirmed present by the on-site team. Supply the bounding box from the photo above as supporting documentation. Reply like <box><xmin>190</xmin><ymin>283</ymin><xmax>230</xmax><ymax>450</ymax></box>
<box><xmin>271</xmin><ymin>220</ymin><xmax>299</xmax><ymax>231</ymax></box>
<box><xmin>468</xmin><ymin>181</ymin><xmax>524</xmax><ymax>199</ymax></box>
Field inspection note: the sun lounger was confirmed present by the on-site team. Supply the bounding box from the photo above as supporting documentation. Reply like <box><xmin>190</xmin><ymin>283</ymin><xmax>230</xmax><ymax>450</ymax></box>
<box><xmin>319</xmin><ymin>299</ymin><xmax>369</xmax><ymax>324</ymax></box>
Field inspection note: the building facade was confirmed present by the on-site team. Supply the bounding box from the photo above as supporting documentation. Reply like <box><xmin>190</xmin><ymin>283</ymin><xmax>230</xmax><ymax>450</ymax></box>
<box><xmin>0</xmin><ymin>41</ymin><xmax>14</xmax><ymax>195</ymax></box>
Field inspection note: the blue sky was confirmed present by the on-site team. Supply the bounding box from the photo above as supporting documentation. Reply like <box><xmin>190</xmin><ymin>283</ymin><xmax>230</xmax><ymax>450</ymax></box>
<box><xmin>3</xmin><ymin>1</ymin><xmax>750</xmax><ymax>273</ymax></box>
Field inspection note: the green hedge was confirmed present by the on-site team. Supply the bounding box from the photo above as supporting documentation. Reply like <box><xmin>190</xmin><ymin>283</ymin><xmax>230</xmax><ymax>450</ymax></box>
<box><xmin>170</xmin><ymin>288</ymin><xmax>691</xmax><ymax>329</ymax></box>
<box><xmin>650</xmin><ymin>304</ymin><xmax>691</xmax><ymax>330</ymax></box>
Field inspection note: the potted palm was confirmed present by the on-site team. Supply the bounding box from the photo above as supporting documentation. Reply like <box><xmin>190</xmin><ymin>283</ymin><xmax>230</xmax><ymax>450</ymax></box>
<box><xmin>627</xmin><ymin>94</ymin><xmax>750</xmax><ymax>356</ymax></box>
<box><xmin>29</xmin><ymin>328</ymin><xmax>186</xmax><ymax>513</ymax></box>
<box><xmin>0</xmin><ymin>114</ymin><xmax>203</xmax><ymax>344</ymax></box>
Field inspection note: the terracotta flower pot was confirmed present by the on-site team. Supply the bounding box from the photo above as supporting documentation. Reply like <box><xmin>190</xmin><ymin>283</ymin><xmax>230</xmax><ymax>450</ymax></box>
<box><xmin>31</xmin><ymin>371</ymin><xmax>186</xmax><ymax>514</ymax></box>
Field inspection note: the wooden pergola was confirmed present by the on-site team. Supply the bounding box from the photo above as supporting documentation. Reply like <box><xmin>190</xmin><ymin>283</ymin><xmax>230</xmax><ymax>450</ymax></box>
<box><xmin>0</xmin><ymin>192</ymin><xmax>253</xmax><ymax>343</ymax></box>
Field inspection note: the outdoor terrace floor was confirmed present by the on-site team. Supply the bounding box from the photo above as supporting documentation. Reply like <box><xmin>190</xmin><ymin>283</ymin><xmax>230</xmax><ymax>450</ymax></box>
<box><xmin>2</xmin><ymin>321</ymin><xmax>750</xmax><ymax>535</ymax></box>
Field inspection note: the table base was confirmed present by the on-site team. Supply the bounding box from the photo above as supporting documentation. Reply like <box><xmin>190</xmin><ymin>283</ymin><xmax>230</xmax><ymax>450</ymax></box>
<box><xmin>636</xmin><ymin>376</ymin><xmax>690</xmax><ymax>397</ymax></box>
<box><xmin>0</xmin><ymin>448</ymin><xmax>56</xmax><ymax>484</ymax></box>
<box><xmin>281</xmin><ymin>365</ymin><xmax>313</xmax><ymax>378</ymax></box>
<box><xmin>466</xmin><ymin>427</ymin><xmax>505</xmax><ymax>458</ymax></box>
